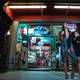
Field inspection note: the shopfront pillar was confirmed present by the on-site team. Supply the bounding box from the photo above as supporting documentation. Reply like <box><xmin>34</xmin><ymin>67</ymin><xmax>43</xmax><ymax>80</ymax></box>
<box><xmin>9</xmin><ymin>21</ymin><xmax>18</xmax><ymax>70</ymax></box>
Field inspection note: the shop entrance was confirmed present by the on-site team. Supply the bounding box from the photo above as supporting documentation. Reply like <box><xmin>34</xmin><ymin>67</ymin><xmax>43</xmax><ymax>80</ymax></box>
<box><xmin>16</xmin><ymin>22</ymin><xmax>62</xmax><ymax>70</ymax></box>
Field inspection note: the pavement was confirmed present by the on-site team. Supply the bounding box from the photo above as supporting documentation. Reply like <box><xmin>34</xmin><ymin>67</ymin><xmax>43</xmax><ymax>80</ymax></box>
<box><xmin>0</xmin><ymin>71</ymin><xmax>79</xmax><ymax>80</ymax></box>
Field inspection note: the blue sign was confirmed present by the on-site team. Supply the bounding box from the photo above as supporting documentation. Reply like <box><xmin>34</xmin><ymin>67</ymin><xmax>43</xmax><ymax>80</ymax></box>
<box><xmin>34</xmin><ymin>26</ymin><xmax>49</xmax><ymax>36</ymax></box>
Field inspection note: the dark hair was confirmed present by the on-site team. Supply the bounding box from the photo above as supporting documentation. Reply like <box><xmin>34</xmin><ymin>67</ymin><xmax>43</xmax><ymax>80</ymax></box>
<box><xmin>61</xmin><ymin>25</ymin><xmax>66</xmax><ymax>37</ymax></box>
<box><xmin>62</xmin><ymin>25</ymin><xmax>65</xmax><ymax>31</ymax></box>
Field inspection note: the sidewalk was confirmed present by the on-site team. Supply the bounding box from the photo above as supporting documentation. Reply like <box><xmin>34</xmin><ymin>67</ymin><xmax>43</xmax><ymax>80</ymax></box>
<box><xmin>0</xmin><ymin>71</ymin><xmax>79</xmax><ymax>80</ymax></box>
<box><xmin>50</xmin><ymin>71</ymin><xmax>79</xmax><ymax>79</ymax></box>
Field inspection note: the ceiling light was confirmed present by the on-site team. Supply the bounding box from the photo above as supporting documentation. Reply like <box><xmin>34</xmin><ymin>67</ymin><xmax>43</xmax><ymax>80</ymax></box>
<box><xmin>54</xmin><ymin>5</ymin><xmax>80</xmax><ymax>9</ymax></box>
<box><xmin>8</xmin><ymin>5</ymin><xmax>47</xmax><ymax>9</ymax></box>
<box><xmin>70</xmin><ymin>6</ymin><xmax>80</xmax><ymax>9</ymax></box>
<box><xmin>54</xmin><ymin>5</ymin><xmax>69</xmax><ymax>9</ymax></box>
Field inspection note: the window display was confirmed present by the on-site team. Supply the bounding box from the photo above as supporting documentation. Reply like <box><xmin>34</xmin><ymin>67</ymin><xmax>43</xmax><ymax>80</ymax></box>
<box><xmin>16</xmin><ymin>22</ymin><xmax>63</xmax><ymax>69</ymax></box>
<box><xmin>29</xmin><ymin>37</ymin><xmax>51</xmax><ymax>50</ymax></box>
<box><xmin>28</xmin><ymin>50</ymin><xmax>36</xmax><ymax>63</ymax></box>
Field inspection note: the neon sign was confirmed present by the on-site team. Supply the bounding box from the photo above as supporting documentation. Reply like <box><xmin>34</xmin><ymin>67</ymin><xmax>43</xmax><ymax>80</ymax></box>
<box><xmin>34</xmin><ymin>26</ymin><xmax>49</xmax><ymax>36</ymax></box>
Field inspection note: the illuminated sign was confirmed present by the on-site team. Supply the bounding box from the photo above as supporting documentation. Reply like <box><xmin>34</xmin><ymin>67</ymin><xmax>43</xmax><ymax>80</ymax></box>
<box><xmin>67</xmin><ymin>23</ymin><xmax>77</xmax><ymax>32</ymax></box>
<box><xmin>34</xmin><ymin>26</ymin><xmax>49</xmax><ymax>36</ymax></box>
<box><xmin>30</xmin><ymin>46</ymin><xmax>50</xmax><ymax>50</ymax></box>
<box><xmin>17</xmin><ymin>23</ymin><xmax>28</xmax><ymax>43</ymax></box>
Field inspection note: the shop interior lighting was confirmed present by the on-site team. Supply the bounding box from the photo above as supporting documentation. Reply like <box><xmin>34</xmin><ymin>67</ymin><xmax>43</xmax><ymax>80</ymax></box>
<box><xmin>54</xmin><ymin>5</ymin><xmax>80</xmax><ymax>9</ymax></box>
<box><xmin>8</xmin><ymin>5</ymin><xmax>47</xmax><ymax>9</ymax></box>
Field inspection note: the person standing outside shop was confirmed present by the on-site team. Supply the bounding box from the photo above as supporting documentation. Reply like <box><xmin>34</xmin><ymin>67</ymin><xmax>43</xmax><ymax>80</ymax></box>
<box><xmin>60</xmin><ymin>29</ymin><xmax>69</xmax><ymax>79</ymax></box>
<box><xmin>64</xmin><ymin>23</ymin><xmax>80</xmax><ymax>80</ymax></box>
<box><xmin>70</xmin><ymin>24</ymin><xmax>80</xmax><ymax>80</ymax></box>
<box><xmin>61</xmin><ymin>23</ymin><xmax>77</xmax><ymax>80</ymax></box>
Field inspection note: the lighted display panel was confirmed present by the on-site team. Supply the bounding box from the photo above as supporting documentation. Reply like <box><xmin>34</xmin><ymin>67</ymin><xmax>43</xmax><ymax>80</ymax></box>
<box><xmin>28</xmin><ymin>25</ymin><xmax>50</xmax><ymax>36</ymax></box>
<box><xmin>17</xmin><ymin>23</ymin><xmax>29</xmax><ymax>43</ymax></box>
<box><xmin>67</xmin><ymin>23</ymin><xmax>77</xmax><ymax>32</ymax></box>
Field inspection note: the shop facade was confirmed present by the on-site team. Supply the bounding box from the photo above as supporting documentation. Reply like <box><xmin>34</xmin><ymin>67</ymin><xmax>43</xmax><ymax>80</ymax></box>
<box><xmin>8</xmin><ymin>21</ymin><xmax>63</xmax><ymax>70</ymax></box>
<box><xmin>3</xmin><ymin>2</ymin><xmax>80</xmax><ymax>71</ymax></box>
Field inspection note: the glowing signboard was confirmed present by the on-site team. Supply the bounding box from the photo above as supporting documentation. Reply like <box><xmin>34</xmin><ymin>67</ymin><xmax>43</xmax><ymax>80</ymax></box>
<box><xmin>34</xmin><ymin>26</ymin><xmax>49</xmax><ymax>36</ymax></box>
<box><xmin>30</xmin><ymin>46</ymin><xmax>50</xmax><ymax>50</ymax></box>
<box><xmin>67</xmin><ymin>23</ymin><xmax>77</xmax><ymax>32</ymax></box>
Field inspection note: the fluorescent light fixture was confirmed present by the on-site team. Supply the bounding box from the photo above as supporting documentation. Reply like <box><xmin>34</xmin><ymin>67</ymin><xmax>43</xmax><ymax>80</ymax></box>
<box><xmin>54</xmin><ymin>5</ymin><xmax>69</xmax><ymax>9</ymax></box>
<box><xmin>8</xmin><ymin>5</ymin><xmax>47</xmax><ymax>9</ymax></box>
<box><xmin>70</xmin><ymin>6</ymin><xmax>80</xmax><ymax>9</ymax></box>
<box><xmin>54</xmin><ymin>5</ymin><xmax>80</xmax><ymax>9</ymax></box>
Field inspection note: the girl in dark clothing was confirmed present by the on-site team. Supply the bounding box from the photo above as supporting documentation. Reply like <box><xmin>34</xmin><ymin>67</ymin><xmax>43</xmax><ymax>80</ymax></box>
<box><xmin>71</xmin><ymin>32</ymin><xmax>80</xmax><ymax>57</ymax></box>
<box><xmin>71</xmin><ymin>31</ymin><xmax>80</xmax><ymax>79</ymax></box>
<box><xmin>60</xmin><ymin>24</ymin><xmax>70</xmax><ymax>79</ymax></box>
<box><xmin>61</xmin><ymin>23</ymin><xmax>77</xmax><ymax>79</ymax></box>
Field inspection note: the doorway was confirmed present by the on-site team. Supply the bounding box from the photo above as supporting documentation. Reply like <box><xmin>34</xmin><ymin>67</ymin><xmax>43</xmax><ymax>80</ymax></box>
<box><xmin>16</xmin><ymin>22</ymin><xmax>62</xmax><ymax>70</ymax></box>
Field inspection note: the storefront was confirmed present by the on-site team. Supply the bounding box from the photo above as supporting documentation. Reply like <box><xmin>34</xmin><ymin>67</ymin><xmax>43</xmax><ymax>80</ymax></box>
<box><xmin>14</xmin><ymin>22</ymin><xmax>63</xmax><ymax>70</ymax></box>
<box><xmin>3</xmin><ymin>2</ymin><xmax>80</xmax><ymax>71</ymax></box>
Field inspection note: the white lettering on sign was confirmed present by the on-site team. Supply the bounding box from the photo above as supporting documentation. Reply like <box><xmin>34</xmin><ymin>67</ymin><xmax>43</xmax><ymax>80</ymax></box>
<box><xmin>30</xmin><ymin>46</ymin><xmax>50</xmax><ymax>50</ymax></box>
